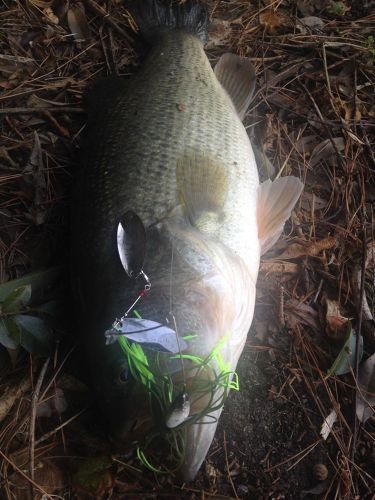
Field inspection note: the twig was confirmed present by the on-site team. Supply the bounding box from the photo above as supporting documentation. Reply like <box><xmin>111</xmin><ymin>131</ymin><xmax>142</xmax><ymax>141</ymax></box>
<box><xmin>223</xmin><ymin>431</ymin><xmax>239</xmax><ymax>500</ymax></box>
<box><xmin>0</xmin><ymin>107</ymin><xmax>85</xmax><ymax>115</ymax></box>
<box><xmin>29</xmin><ymin>358</ymin><xmax>50</xmax><ymax>488</ymax></box>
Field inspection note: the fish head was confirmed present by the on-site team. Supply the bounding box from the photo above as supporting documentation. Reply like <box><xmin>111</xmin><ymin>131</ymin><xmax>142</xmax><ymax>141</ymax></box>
<box><xmin>131</xmin><ymin>221</ymin><xmax>257</xmax><ymax>479</ymax></box>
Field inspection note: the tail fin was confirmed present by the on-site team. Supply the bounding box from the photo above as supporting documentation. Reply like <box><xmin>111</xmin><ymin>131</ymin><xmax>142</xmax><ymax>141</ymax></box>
<box><xmin>129</xmin><ymin>0</ymin><xmax>208</xmax><ymax>44</ymax></box>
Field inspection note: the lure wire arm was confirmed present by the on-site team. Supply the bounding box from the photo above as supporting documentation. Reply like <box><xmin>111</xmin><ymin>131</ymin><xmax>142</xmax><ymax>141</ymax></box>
<box><xmin>113</xmin><ymin>270</ymin><xmax>151</xmax><ymax>330</ymax></box>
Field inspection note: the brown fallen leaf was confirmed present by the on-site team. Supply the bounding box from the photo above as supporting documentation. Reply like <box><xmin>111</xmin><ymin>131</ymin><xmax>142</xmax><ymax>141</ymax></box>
<box><xmin>9</xmin><ymin>459</ymin><xmax>65</xmax><ymax>500</ymax></box>
<box><xmin>67</xmin><ymin>4</ymin><xmax>91</xmax><ymax>42</ymax></box>
<box><xmin>259</xmin><ymin>9</ymin><xmax>291</xmax><ymax>33</ymax></box>
<box><xmin>43</xmin><ymin>6</ymin><xmax>59</xmax><ymax>24</ymax></box>
<box><xmin>323</xmin><ymin>295</ymin><xmax>349</xmax><ymax>340</ymax></box>
<box><xmin>0</xmin><ymin>377</ymin><xmax>31</xmax><ymax>423</ymax></box>
<box><xmin>300</xmin><ymin>191</ymin><xmax>328</xmax><ymax>212</ymax></box>
<box><xmin>298</xmin><ymin>16</ymin><xmax>325</xmax><ymax>31</ymax></box>
<box><xmin>37</xmin><ymin>388</ymin><xmax>68</xmax><ymax>417</ymax></box>
<box><xmin>22</xmin><ymin>132</ymin><xmax>48</xmax><ymax>225</ymax></box>
<box><xmin>275</xmin><ymin>237</ymin><xmax>337</xmax><ymax>260</ymax></box>
<box><xmin>206</xmin><ymin>19</ymin><xmax>231</xmax><ymax>49</ymax></box>
<box><xmin>260</xmin><ymin>261</ymin><xmax>299</xmax><ymax>274</ymax></box>
<box><xmin>295</xmin><ymin>135</ymin><xmax>320</xmax><ymax>155</ymax></box>
<box><xmin>285</xmin><ymin>299</ymin><xmax>320</xmax><ymax>332</ymax></box>
<box><xmin>309</xmin><ymin>137</ymin><xmax>345</xmax><ymax>167</ymax></box>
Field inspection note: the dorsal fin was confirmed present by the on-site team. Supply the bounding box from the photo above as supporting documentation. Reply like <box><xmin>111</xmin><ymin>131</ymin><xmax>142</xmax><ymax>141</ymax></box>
<box><xmin>257</xmin><ymin>177</ymin><xmax>303</xmax><ymax>255</ymax></box>
<box><xmin>214</xmin><ymin>53</ymin><xmax>256</xmax><ymax>120</ymax></box>
<box><xmin>176</xmin><ymin>152</ymin><xmax>228</xmax><ymax>234</ymax></box>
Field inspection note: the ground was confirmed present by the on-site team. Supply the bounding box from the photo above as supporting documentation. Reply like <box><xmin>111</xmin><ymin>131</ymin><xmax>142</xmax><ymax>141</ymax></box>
<box><xmin>0</xmin><ymin>0</ymin><xmax>375</xmax><ymax>499</ymax></box>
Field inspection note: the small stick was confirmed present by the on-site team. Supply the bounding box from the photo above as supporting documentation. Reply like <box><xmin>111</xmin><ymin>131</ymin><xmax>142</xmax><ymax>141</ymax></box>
<box><xmin>29</xmin><ymin>357</ymin><xmax>50</xmax><ymax>491</ymax></box>
<box><xmin>0</xmin><ymin>107</ymin><xmax>84</xmax><ymax>115</ymax></box>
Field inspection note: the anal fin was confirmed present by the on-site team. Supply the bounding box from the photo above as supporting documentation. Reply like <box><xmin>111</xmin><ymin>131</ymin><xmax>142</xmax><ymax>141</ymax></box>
<box><xmin>257</xmin><ymin>177</ymin><xmax>303</xmax><ymax>255</ymax></box>
<box><xmin>214</xmin><ymin>53</ymin><xmax>256</xmax><ymax>120</ymax></box>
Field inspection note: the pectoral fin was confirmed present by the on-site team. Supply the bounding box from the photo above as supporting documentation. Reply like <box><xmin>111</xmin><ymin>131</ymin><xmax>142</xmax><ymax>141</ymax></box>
<box><xmin>214</xmin><ymin>53</ymin><xmax>256</xmax><ymax>120</ymax></box>
<box><xmin>257</xmin><ymin>177</ymin><xmax>303</xmax><ymax>255</ymax></box>
<box><xmin>176</xmin><ymin>152</ymin><xmax>228</xmax><ymax>234</ymax></box>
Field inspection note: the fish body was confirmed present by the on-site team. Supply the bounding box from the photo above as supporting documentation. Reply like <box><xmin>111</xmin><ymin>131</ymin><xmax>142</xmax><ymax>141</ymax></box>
<box><xmin>71</xmin><ymin>0</ymin><xmax>302</xmax><ymax>481</ymax></box>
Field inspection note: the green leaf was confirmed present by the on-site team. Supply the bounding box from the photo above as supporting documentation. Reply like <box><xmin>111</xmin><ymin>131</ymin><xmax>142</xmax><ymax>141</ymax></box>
<box><xmin>326</xmin><ymin>324</ymin><xmax>363</xmax><ymax>378</ymax></box>
<box><xmin>2</xmin><ymin>285</ymin><xmax>31</xmax><ymax>313</ymax></box>
<box><xmin>14</xmin><ymin>314</ymin><xmax>53</xmax><ymax>356</ymax></box>
<box><xmin>0</xmin><ymin>267</ymin><xmax>62</xmax><ymax>302</ymax></box>
<box><xmin>0</xmin><ymin>318</ymin><xmax>20</xmax><ymax>349</ymax></box>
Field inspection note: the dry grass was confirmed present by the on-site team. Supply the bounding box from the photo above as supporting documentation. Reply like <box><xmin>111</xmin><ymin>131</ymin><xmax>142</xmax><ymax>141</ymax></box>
<box><xmin>0</xmin><ymin>0</ymin><xmax>374</xmax><ymax>498</ymax></box>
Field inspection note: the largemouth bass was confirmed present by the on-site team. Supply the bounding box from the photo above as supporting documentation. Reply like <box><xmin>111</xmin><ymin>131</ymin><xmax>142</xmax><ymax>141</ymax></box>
<box><xmin>71</xmin><ymin>0</ymin><xmax>303</xmax><ymax>481</ymax></box>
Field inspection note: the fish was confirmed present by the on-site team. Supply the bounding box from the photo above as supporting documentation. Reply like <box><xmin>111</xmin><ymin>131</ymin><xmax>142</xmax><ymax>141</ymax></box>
<box><xmin>70</xmin><ymin>0</ymin><xmax>303</xmax><ymax>481</ymax></box>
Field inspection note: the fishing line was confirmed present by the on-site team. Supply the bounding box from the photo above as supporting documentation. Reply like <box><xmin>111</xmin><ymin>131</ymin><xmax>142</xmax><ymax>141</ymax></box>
<box><xmin>167</xmin><ymin>236</ymin><xmax>187</xmax><ymax>387</ymax></box>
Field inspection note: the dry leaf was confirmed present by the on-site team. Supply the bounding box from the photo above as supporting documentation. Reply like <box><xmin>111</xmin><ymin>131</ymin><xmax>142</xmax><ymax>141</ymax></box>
<box><xmin>0</xmin><ymin>377</ymin><xmax>31</xmax><ymax>423</ymax></box>
<box><xmin>43</xmin><ymin>7</ymin><xmax>59</xmax><ymax>24</ymax></box>
<box><xmin>259</xmin><ymin>9</ymin><xmax>291</xmax><ymax>33</ymax></box>
<box><xmin>276</xmin><ymin>237</ymin><xmax>336</xmax><ymax>260</ymax></box>
<box><xmin>10</xmin><ymin>459</ymin><xmax>65</xmax><ymax>500</ymax></box>
<box><xmin>295</xmin><ymin>135</ymin><xmax>320</xmax><ymax>154</ymax></box>
<box><xmin>309</xmin><ymin>137</ymin><xmax>345</xmax><ymax>167</ymax></box>
<box><xmin>300</xmin><ymin>192</ymin><xmax>328</xmax><ymax>212</ymax></box>
<box><xmin>67</xmin><ymin>5</ymin><xmax>91</xmax><ymax>42</ymax></box>
<box><xmin>285</xmin><ymin>299</ymin><xmax>320</xmax><ymax>332</ymax></box>
<box><xmin>259</xmin><ymin>261</ymin><xmax>299</xmax><ymax>274</ymax></box>
<box><xmin>352</xmin><ymin>241</ymin><xmax>375</xmax><ymax>321</ymax></box>
<box><xmin>320</xmin><ymin>409</ymin><xmax>337</xmax><ymax>440</ymax></box>
<box><xmin>22</xmin><ymin>131</ymin><xmax>48</xmax><ymax>225</ymax></box>
<box><xmin>324</xmin><ymin>296</ymin><xmax>349</xmax><ymax>339</ymax></box>
<box><xmin>207</xmin><ymin>19</ymin><xmax>231</xmax><ymax>49</ymax></box>
<box><xmin>37</xmin><ymin>388</ymin><xmax>68</xmax><ymax>417</ymax></box>
<box><xmin>299</xmin><ymin>16</ymin><xmax>325</xmax><ymax>29</ymax></box>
